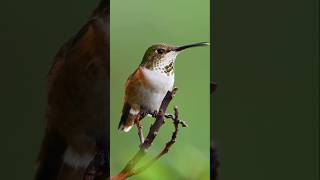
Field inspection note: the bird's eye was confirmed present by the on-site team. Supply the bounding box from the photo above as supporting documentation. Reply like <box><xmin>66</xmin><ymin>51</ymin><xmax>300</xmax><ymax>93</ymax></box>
<box><xmin>156</xmin><ymin>48</ymin><xmax>165</xmax><ymax>54</ymax></box>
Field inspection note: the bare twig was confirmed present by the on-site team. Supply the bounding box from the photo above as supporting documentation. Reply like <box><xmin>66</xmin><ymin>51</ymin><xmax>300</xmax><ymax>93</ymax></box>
<box><xmin>158</xmin><ymin>106</ymin><xmax>180</xmax><ymax>158</ymax></box>
<box><xmin>139</xmin><ymin>87</ymin><xmax>178</xmax><ymax>150</ymax></box>
<box><xmin>133</xmin><ymin>106</ymin><xmax>181</xmax><ymax>175</ymax></box>
<box><xmin>164</xmin><ymin>113</ymin><xmax>188</xmax><ymax>127</ymax></box>
<box><xmin>111</xmin><ymin>87</ymin><xmax>186</xmax><ymax>179</ymax></box>
<box><xmin>134</xmin><ymin>117</ymin><xmax>144</xmax><ymax>145</ymax></box>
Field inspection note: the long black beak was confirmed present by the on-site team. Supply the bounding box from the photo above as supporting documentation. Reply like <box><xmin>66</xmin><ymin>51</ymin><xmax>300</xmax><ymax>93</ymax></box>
<box><xmin>174</xmin><ymin>42</ymin><xmax>210</xmax><ymax>52</ymax></box>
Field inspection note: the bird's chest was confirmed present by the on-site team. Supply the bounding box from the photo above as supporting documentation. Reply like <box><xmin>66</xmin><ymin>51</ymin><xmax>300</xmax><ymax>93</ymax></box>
<box><xmin>141</xmin><ymin>68</ymin><xmax>174</xmax><ymax>91</ymax></box>
<box><xmin>138</xmin><ymin>68</ymin><xmax>174</xmax><ymax>111</ymax></box>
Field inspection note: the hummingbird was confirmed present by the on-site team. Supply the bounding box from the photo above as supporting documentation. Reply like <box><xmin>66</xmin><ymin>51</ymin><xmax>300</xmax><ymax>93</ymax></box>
<box><xmin>118</xmin><ymin>42</ymin><xmax>209</xmax><ymax>132</ymax></box>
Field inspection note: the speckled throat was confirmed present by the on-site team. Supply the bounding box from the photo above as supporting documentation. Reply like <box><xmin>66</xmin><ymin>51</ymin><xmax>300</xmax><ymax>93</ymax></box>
<box><xmin>142</xmin><ymin>60</ymin><xmax>175</xmax><ymax>76</ymax></box>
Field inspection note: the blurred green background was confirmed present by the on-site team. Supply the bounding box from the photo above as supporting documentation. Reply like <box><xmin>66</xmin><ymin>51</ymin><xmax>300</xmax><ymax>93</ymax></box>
<box><xmin>110</xmin><ymin>0</ymin><xmax>210</xmax><ymax>179</ymax></box>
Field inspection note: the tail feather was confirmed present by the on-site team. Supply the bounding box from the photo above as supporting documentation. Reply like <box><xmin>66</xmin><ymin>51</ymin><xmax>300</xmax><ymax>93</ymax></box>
<box><xmin>119</xmin><ymin>115</ymin><xmax>135</xmax><ymax>132</ymax></box>
<box><xmin>118</xmin><ymin>103</ymin><xmax>139</xmax><ymax>132</ymax></box>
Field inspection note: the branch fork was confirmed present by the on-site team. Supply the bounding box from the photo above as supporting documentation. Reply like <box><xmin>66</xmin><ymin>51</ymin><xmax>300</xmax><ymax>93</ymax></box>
<box><xmin>111</xmin><ymin>87</ymin><xmax>187</xmax><ymax>180</ymax></box>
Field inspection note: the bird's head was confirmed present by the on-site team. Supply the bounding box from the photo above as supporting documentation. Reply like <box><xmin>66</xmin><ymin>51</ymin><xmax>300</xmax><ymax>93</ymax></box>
<box><xmin>140</xmin><ymin>42</ymin><xmax>209</xmax><ymax>74</ymax></box>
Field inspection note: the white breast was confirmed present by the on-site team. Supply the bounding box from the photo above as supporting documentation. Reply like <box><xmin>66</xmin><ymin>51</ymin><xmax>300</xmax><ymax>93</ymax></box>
<box><xmin>141</xmin><ymin>67</ymin><xmax>174</xmax><ymax>92</ymax></box>
<box><xmin>140</xmin><ymin>67</ymin><xmax>174</xmax><ymax>111</ymax></box>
